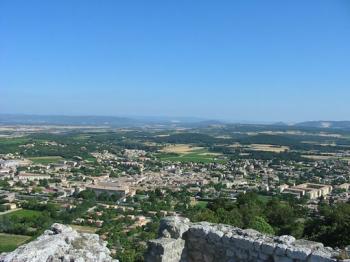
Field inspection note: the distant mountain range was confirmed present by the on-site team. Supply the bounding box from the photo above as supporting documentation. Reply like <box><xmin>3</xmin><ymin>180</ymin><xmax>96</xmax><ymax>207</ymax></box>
<box><xmin>0</xmin><ymin>114</ymin><xmax>221</xmax><ymax>128</ymax></box>
<box><xmin>0</xmin><ymin>114</ymin><xmax>135</xmax><ymax>127</ymax></box>
<box><xmin>0</xmin><ymin>114</ymin><xmax>349</xmax><ymax>130</ymax></box>
<box><xmin>294</xmin><ymin>121</ymin><xmax>350</xmax><ymax>129</ymax></box>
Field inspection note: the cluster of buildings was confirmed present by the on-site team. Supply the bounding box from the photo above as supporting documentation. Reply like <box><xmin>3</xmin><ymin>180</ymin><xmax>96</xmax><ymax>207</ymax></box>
<box><xmin>1</xmin><ymin>140</ymin><xmax>350</xmax><ymax>216</ymax></box>
<box><xmin>0</xmin><ymin>157</ymin><xmax>31</xmax><ymax>179</ymax></box>
<box><xmin>279</xmin><ymin>183</ymin><xmax>333</xmax><ymax>199</ymax></box>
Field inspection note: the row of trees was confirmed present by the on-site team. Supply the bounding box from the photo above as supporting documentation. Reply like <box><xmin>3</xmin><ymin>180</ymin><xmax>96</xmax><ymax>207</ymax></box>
<box><xmin>186</xmin><ymin>193</ymin><xmax>305</xmax><ymax>237</ymax></box>
<box><xmin>186</xmin><ymin>193</ymin><xmax>350</xmax><ymax>248</ymax></box>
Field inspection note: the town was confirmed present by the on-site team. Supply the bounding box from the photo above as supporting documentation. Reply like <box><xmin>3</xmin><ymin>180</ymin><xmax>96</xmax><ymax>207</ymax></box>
<box><xmin>1</xmin><ymin>123</ymin><xmax>350</xmax><ymax>261</ymax></box>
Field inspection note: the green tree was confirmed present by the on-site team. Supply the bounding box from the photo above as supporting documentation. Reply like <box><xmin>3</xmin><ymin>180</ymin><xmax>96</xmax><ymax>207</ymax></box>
<box><xmin>248</xmin><ymin>216</ymin><xmax>274</xmax><ymax>235</ymax></box>
<box><xmin>304</xmin><ymin>203</ymin><xmax>350</xmax><ymax>248</ymax></box>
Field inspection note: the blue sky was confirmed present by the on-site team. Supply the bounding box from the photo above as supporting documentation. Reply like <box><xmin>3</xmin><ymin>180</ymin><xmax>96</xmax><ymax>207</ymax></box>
<box><xmin>1</xmin><ymin>0</ymin><xmax>349</xmax><ymax>122</ymax></box>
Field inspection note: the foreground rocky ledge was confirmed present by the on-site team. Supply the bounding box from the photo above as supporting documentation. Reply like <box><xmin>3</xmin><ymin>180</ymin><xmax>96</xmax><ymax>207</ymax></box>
<box><xmin>145</xmin><ymin>216</ymin><xmax>349</xmax><ymax>262</ymax></box>
<box><xmin>0</xmin><ymin>224</ymin><xmax>118</xmax><ymax>262</ymax></box>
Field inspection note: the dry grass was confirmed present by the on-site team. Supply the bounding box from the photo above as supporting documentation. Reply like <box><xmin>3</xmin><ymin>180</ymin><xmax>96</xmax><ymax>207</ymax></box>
<box><xmin>215</xmin><ymin>135</ymin><xmax>231</xmax><ymax>139</ymax></box>
<box><xmin>70</xmin><ymin>225</ymin><xmax>98</xmax><ymax>234</ymax></box>
<box><xmin>249</xmin><ymin>144</ymin><xmax>289</xmax><ymax>153</ymax></box>
<box><xmin>228</xmin><ymin>143</ymin><xmax>242</xmax><ymax>148</ymax></box>
<box><xmin>198</xmin><ymin>152</ymin><xmax>221</xmax><ymax>156</ymax></box>
<box><xmin>160</xmin><ymin>144</ymin><xmax>204</xmax><ymax>154</ymax></box>
<box><xmin>158</xmin><ymin>144</ymin><xmax>224</xmax><ymax>163</ymax></box>
<box><xmin>302</xmin><ymin>141</ymin><xmax>337</xmax><ymax>147</ymax></box>
<box><xmin>302</xmin><ymin>155</ymin><xmax>335</xmax><ymax>160</ymax></box>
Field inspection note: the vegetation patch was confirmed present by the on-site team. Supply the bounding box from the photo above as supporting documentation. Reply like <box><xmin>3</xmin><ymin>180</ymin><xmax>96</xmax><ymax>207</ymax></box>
<box><xmin>0</xmin><ymin>137</ymin><xmax>31</xmax><ymax>153</ymax></box>
<box><xmin>0</xmin><ymin>137</ymin><xmax>29</xmax><ymax>145</ymax></box>
<box><xmin>2</xmin><ymin>209</ymin><xmax>42</xmax><ymax>219</ymax></box>
<box><xmin>0</xmin><ymin>233</ymin><xmax>31</xmax><ymax>252</ymax></box>
<box><xmin>195</xmin><ymin>201</ymin><xmax>208</xmax><ymax>208</ymax></box>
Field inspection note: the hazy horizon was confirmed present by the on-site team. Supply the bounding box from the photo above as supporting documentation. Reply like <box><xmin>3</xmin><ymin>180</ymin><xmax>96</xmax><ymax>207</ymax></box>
<box><xmin>1</xmin><ymin>112</ymin><xmax>350</xmax><ymax>125</ymax></box>
<box><xmin>1</xmin><ymin>1</ymin><xmax>350</xmax><ymax>122</ymax></box>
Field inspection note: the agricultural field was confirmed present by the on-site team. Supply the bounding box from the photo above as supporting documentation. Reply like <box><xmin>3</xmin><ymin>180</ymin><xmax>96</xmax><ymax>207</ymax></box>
<box><xmin>0</xmin><ymin>233</ymin><xmax>31</xmax><ymax>252</ymax></box>
<box><xmin>160</xmin><ymin>144</ymin><xmax>204</xmax><ymax>154</ymax></box>
<box><xmin>158</xmin><ymin>144</ymin><xmax>223</xmax><ymax>163</ymax></box>
<box><xmin>248</xmin><ymin>144</ymin><xmax>289</xmax><ymax>153</ymax></box>
<box><xmin>302</xmin><ymin>155</ymin><xmax>336</xmax><ymax>160</ymax></box>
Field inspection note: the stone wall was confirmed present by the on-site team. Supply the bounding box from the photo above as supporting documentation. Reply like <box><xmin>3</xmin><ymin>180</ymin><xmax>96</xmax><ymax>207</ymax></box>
<box><xmin>145</xmin><ymin>217</ymin><xmax>349</xmax><ymax>262</ymax></box>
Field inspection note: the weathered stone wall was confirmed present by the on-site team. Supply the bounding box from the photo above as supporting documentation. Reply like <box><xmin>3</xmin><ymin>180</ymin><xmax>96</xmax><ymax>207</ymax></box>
<box><xmin>145</xmin><ymin>217</ymin><xmax>349</xmax><ymax>262</ymax></box>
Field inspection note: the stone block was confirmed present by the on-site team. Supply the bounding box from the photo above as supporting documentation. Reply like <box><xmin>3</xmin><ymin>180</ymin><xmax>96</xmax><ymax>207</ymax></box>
<box><xmin>286</xmin><ymin>246</ymin><xmax>312</xmax><ymax>260</ymax></box>
<box><xmin>261</xmin><ymin>241</ymin><xmax>276</xmax><ymax>255</ymax></box>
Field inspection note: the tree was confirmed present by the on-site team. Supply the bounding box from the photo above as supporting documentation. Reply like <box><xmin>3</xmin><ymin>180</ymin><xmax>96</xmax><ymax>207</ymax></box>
<box><xmin>192</xmin><ymin>209</ymin><xmax>219</xmax><ymax>223</ymax></box>
<box><xmin>39</xmin><ymin>179</ymin><xmax>49</xmax><ymax>187</ymax></box>
<box><xmin>78</xmin><ymin>189</ymin><xmax>96</xmax><ymax>200</ymax></box>
<box><xmin>248</xmin><ymin>216</ymin><xmax>274</xmax><ymax>235</ymax></box>
<box><xmin>304</xmin><ymin>203</ymin><xmax>350</xmax><ymax>248</ymax></box>
<box><xmin>265</xmin><ymin>199</ymin><xmax>296</xmax><ymax>235</ymax></box>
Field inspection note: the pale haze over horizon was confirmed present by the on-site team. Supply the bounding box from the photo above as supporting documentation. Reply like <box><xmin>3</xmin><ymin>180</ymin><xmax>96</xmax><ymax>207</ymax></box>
<box><xmin>1</xmin><ymin>0</ymin><xmax>350</xmax><ymax>122</ymax></box>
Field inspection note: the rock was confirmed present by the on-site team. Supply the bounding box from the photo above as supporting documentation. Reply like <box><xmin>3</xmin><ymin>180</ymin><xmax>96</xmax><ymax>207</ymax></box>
<box><xmin>159</xmin><ymin>216</ymin><xmax>190</xmax><ymax>239</ymax></box>
<box><xmin>145</xmin><ymin>238</ymin><xmax>186</xmax><ymax>262</ymax></box>
<box><xmin>145</xmin><ymin>217</ymin><xmax>344</xmax><ymax>262</ymax></box>
<box><xmin>286</xmin><ymin>246</ymin><xmax>312</xmax><ymax>260</ymax></box>
<box><xmin>0</xmin><ymin>224</ymin><xmax>118</xmax><ymax>262</ymax></box>
<box><xmin>309</xmin><ymin>248</ymin><xmax>335</xmax><ymax>262</ymax></box>
<box><xmin>275</xmin><ymin>235</ymin><xmax>296</xmax><ymax>245</ymax></box>
<box><xmin>275</xmin><ymin>244</ymin><xmax>288</xmax><ymax>256</ymax></box>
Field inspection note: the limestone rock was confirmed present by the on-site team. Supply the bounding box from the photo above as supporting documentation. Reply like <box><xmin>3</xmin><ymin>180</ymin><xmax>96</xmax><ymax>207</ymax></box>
<box><xmin>159</xmin><ymin>216</ymin><xmax>190</xmax><ymax>239</ymax></box>
<box><xmin>0</xmin><ymin>224</ymin><xmax>118</xmax><ymax>262</ymax></box>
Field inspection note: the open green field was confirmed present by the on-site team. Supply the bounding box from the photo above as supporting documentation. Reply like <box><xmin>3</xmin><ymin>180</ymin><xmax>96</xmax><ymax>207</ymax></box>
<box><xmin>28</xmin><ymin>156</ymin><xmax>63</xmax><ymax>165</ymax></box>
<box><xmin>0</xmin><ymin>233</ymin><xmax>31</xmax><ymax>252</ymax></box>
<box><xmin>257</xmin><ymin>194</ymin><xmax>273</xmax><ymax>203</ymax></box>
<box><xmin>0</xmin><ymin>209</ymin><xmax>43</xmax><ymax>252</ymax></box>
<box><xmin>2</xmin><ymin>209</ymin><xmax>42</xmax><ymax>219</ymax></box>
<box><xmin>0</xmin><ymin>137</ymin><xmax>29</xmax><ymax>145</ymax></box>
<box><xmin>85</xmin><ymin>156</ymin><xmax>98</xmax><ymax>163</ymax></box>
<box><xmin>72</xmin><ymin>134</ymin><xmax>91</xmax><ymax>140</ymax></box>
<box><xmin>0</xmin><ymin>137</ymin><xmax>31</xmax><ymax>153</ymax></box>
<box><xmin>195</xmin><ymin>201</ymin><xmax>208</xmax><ymax>208</ymax></box>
